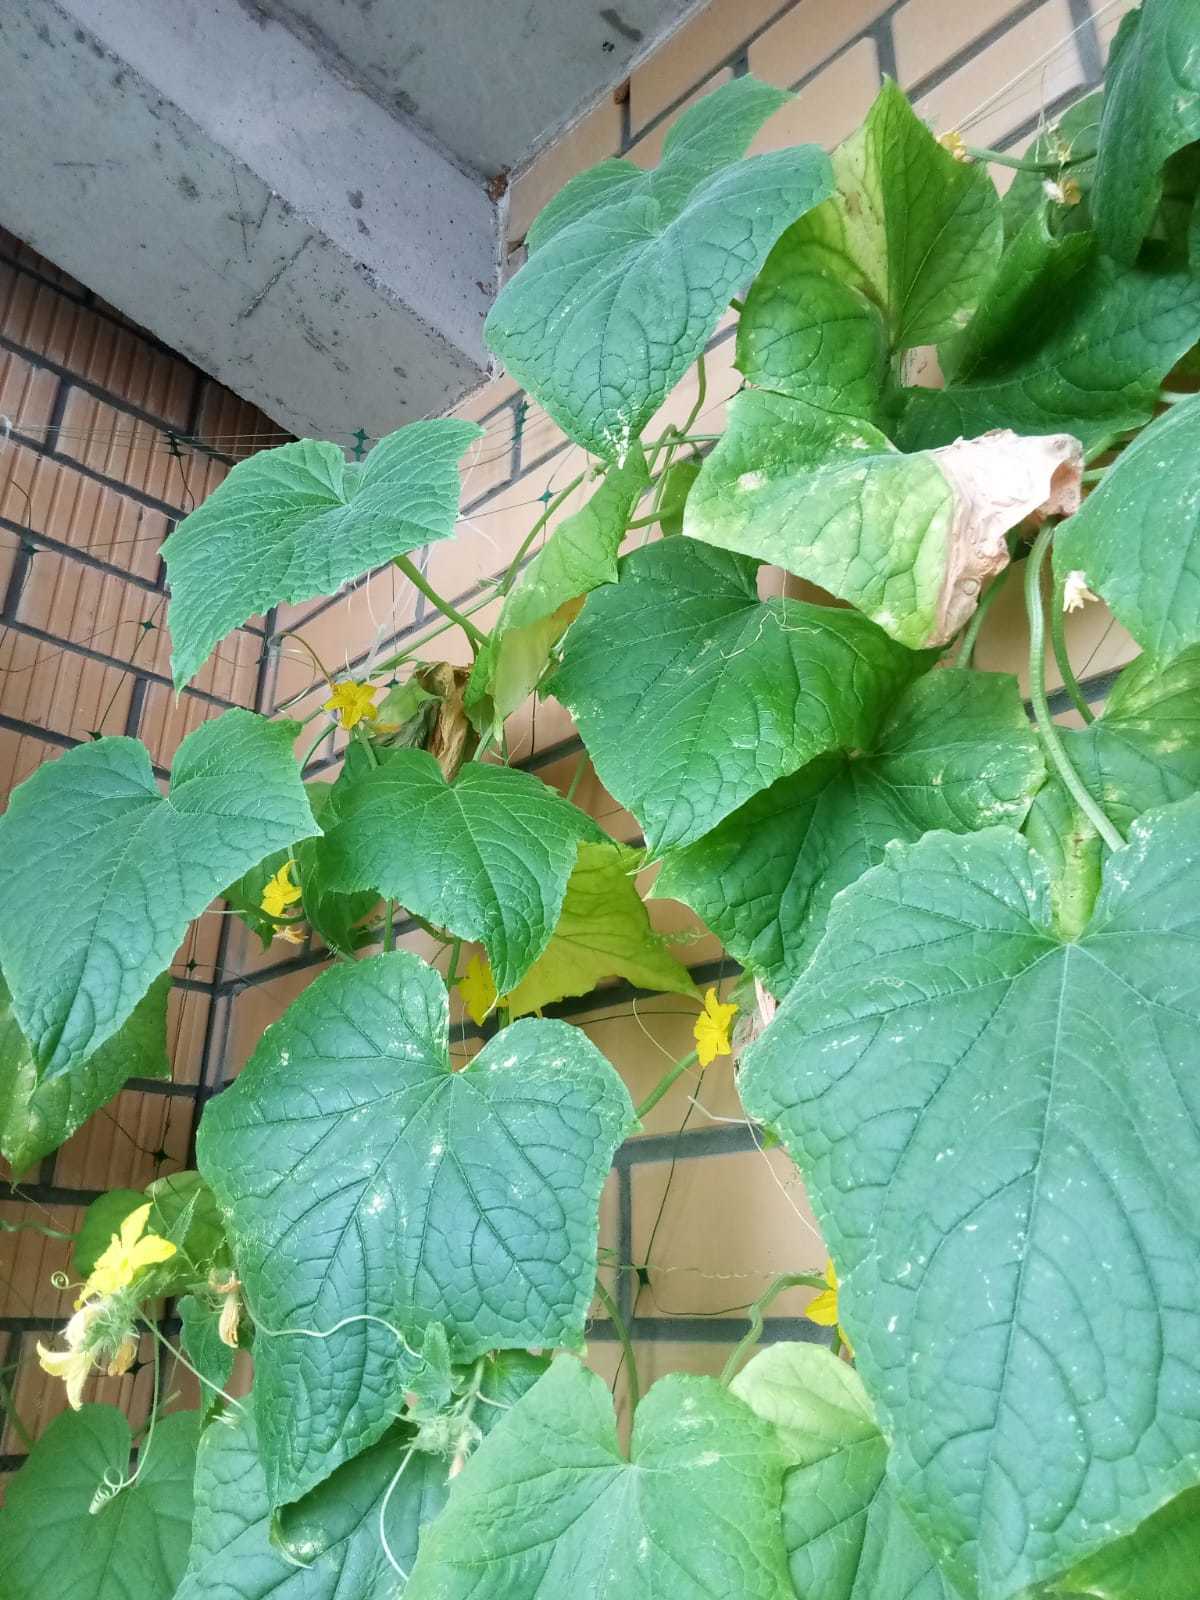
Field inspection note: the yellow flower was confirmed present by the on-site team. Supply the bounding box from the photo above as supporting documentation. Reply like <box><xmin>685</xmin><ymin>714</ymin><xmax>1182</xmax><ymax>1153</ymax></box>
<box><xmin>324</xmin><ymin>679</ymin><xmax>379</xmax><ymax>730</ymax></box>
<box><xmin>938</xmin><ymin>129</ymin><xmax>971</xmax><ymax>163</ymax></box>
<box><xmin>457</xmin><ymin>954</ymin><xmax>498</xmax><ymax>1025</ymax></box>
<box><xmin>693</xmin><ymin>987</ymin><xmax>738</xmax><ymax>1067</ymax></box>
<box><xmin>274</xmin><ymin>922</ymin><xmax>306</xmax><ymax>944</ymax></box>
<box><xmin>82</xmin><ymin>1203</ymin><xmax>176</xmax><ymax>1301</ymax></box>
<box><xmin>37</xmin><ymin>1302</ymin><xmax>103</xmax><ymax>1409</ymax></box>
<box><xmin>805</xmin><ymin>1257</ymin><xmax>853</xmax><ymax>1354</ymax></box>
<box><xmin>261</xmin><ymin>861</ymin><xmax>302</xmax><ymax>919</ymax></box>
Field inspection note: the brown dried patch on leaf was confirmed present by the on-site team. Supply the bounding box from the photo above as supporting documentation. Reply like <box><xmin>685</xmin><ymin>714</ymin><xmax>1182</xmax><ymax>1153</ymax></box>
<box><xmin>930</xmin><ymin>428</ymin><xmax>1083</xmax><ymax>644</ymax></box>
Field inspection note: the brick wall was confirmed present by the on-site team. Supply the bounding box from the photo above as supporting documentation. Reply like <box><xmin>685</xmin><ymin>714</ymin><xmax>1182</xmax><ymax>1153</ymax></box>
<box><xmin>1</xmin><ymin>0</ymin><xmax>1138</xmax><ymax>1471</ymax></box>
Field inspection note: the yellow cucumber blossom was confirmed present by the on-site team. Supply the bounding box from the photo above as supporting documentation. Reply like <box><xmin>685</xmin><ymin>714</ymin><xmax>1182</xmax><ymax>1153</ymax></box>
<box><xmin>81</xmin><ymin>1202</ymin><xmax>176</xmax><ymax>1301</ymax></box>
<box><xmin>693</xmin><ymin>987</ymin><xmax>738</xmax><ymax>1067</ymax></box>
<box><xmin>324</xmin><ymin>678</ymin><xmax>379</xmax><ymax>729</ymax></box>
<box><xmin>261</xmin><ymin>861</ymin><xmax>302</xmax><ymax>919</ymax></box>
<box><xmin>805</xmin><ymin>1256</ymin><xmax>853</xmax><ymax>1355</ymax></box>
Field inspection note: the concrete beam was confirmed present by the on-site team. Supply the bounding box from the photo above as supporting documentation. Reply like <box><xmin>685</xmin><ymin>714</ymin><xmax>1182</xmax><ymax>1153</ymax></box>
<box><xmin>0</xmin><ymin>0</ymin><xmax>499</xmax><ymax>439</ymax></box>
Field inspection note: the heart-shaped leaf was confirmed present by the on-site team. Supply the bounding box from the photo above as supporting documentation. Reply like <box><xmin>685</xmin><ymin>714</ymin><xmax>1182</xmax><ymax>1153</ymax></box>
<box><xmin>197</xmin><ymin>952</ymin><xmax>633</xmax><ymax>1506</ymax></box>
<box><xmin>322</xmin><ymin>753</ymin><xmax>600</xmax><ymax>992</ymax></box>
<box><xmin>0</xmin><ymin>710</ymin><xmax>317</xmax><ymax>1079</ymax></box>
<box><xmin>0</xmin><ymin>970</ymin><xmax>169</xmax><ymax>1173</ymax></box>
<box><xmin>732</xmin><ymin>1344</ymin><xmax>958</xmax><ymax>1600</ymax></box>
<box><xmin>0</xmin><ymin>1406</ymin><xmax>198</xmax><ymax>1600</ymax></box>
<box><xmin>1055</xmin><ymin>392</ymin><xmax>1200</xmax><ymax>657</ymax></box>
<box><xmin>550</xmin><ymin>539</ymin><xmax>923</xmax><ymax>853</ymax></box>
<box><xmin>658</xmin><ymin>669</ymin><xmax>1044</xmax><ymax>991</ymax></box>
<box><xmin>504</xmin><ymin>841</ymin><xmax>698</xmax><ymax>1017</ymax></box>
<box><xmin>740</xmin><ymin>799</ymin><xmax>1200</xmax><ymax>1599</ymax></box>
<box><xmin>405</xmin><ymin>1355</ymin><xmax>795</xmax><ymax>1600</ymax></box>
<box><xmin>485</xmin><ymin>75</ymin><xmax>832</xmax><ymax>458</ymax></box>
<box><xmin>1091</xmin><ymin>0</ymin><xmax>1200</xmax><ymax>263</ymax></box>
<box><xmin>1044</xmin><ymin>1484</ymin><xmax>1200</xmax><ymax>1598</ymax></box>
<box><xmin>685</xmin><ymin>389</ymin><xmax>1081</xmax><ymax>647</ymax></box>
<box><xmin>163</xmin><ymin>419</ymin><xmax>480</xmax><ymax>688</ymax></box>
<box><xmin>776</xmin><ymin>79</ymin><xmax>1001</xmax><ymax>352</ymax></box>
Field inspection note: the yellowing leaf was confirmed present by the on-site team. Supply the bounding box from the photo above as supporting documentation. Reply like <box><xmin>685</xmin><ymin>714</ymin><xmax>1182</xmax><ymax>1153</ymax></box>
<box><xmin>503</xmin><ymin>843</ymin><xmax>698</xmax><ymax>1019</ymax></box>
<box><xmin>457</xmin><ymin>954</ymin><xmax>498</xmax><ymax>1025</ymax></box>
<box><xmin>693</xmin><ymin>987</ymin><xmax>738</xmax><ymax>1067</ymax></box>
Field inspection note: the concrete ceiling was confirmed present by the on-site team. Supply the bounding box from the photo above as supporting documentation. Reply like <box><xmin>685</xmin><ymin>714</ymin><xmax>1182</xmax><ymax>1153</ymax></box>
<box><xmin>0</xmin><ymin>0</ymin><xmax>705</xmax><ymax>440</ymax></box>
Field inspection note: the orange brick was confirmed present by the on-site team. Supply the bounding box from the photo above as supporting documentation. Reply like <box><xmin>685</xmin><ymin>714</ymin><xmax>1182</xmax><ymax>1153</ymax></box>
<box><xmin>916</xmin><ymin>1</ymin><xmax>1085</xmax><ymax>152</ymax></box>
<box><xmin>508</xmin><ymin>95</ymin><xmax>623</xmax><ymax>243</ymax></box>
<box><xmin>627</xmin><ymin>68</ymin><xmax>734</xmax><ymax>169</ymax></box>
<box><xmin>749</xmin><ymin>37</ymin><xmax>881</xmax><ymax>153</ymax></box>
<box><xmin>747</xmin><ymin>0</ymin><xmax>888</xmax><ymax>91</ymax></box>
<box><xmin>895</xmin><ymin>0</ymin><xmax>1025</xmax><ymax>87</ymax></box>
<box><xmin>629</xmin><ymin>0</ymin><xmax>782</xmax><ymax>130</ymax></box>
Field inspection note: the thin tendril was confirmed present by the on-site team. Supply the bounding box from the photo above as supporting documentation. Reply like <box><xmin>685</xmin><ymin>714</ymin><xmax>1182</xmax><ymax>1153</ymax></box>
<box><xmin>378</xmin><ymin>1447</ymin><xmax>417</xmax><ymax>1577</ymax></box>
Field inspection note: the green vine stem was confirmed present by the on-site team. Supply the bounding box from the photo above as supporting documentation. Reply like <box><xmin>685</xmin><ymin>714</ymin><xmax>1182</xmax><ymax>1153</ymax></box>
<box><xmin>372</xmin><ymin>590</ymin><xmax>500</xmax><ymax>677</ymax></box>
<box><xmin>1049</xmin><ymin>570</ymin><xmax>1096</xmax><ymax>724</ymax></box>
<box><xmin>392</xmin><ymin>554</ymin><xmax>489</xmax><ymax>651</ymax></box>
<box><xmin>1025</xmin><ymin>525</ymin><xmax>1123</xmax><ymax>853</ymax></box>
<box><xmin>498</xmin><ymin>472</ymin><xmax>587</xmax><ymax>594</ymax></box>
<box><xmin>594</xmin><ymin>1278</ymin><xmax>640</xmax><ymax>1413</ymax></box>
<box><xmin>719</xmin><ymin>1272</ymin><xmax>829</xmax><ymax>1386</ymax></box>
<box><xmin>962</xmin><ymin>143</ymin><xmax>1089</xmax><ymax>172</ymax></box>
<box><xmin>633</xmin><ymin>977</ymin><xmax>755</xmax><ymax>1120</ymax></box>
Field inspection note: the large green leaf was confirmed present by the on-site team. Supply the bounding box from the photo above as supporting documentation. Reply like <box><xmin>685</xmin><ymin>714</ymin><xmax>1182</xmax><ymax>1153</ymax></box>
<box><xmin>470</xmin><ymin>449</ymin><xmax>649</xmax><ymax>727</ymax></box>
<box><xmin>178</xmin><ymin>1355</ymin><xmax>552</xmax><ymax>1599</ymax></box>
<box><xmin>322</xmin><ymin>753</ymin><xmax>599</xmax><ymax>992</ymax></box>
<box><xmin>162</xmin><ymin>419</ymin><xmax>480</xmax><ymax>688</ymax></box>
<box><xmin>0</xmin><ymin>710</ymin><xmax>316</xmax><ymax>1080</ymax></box>
<box><xmin>1091</xmin><ymin>0</ymin><xmax>1200</xmax><ymax>263</ymax></box>
<box><xmin>775</xmin><ymin>79</ymin><xmax>1001</xmax><ymax>351</ymax></box>
<box><xmin>684</xmin><ymin>389</ymin><xmax>1080</xmax><ymax>648</ymax></box>
<box><xmin>1045</xmin><ymin>1484</ymin><xmax>1200</xmax><ymax>1598</ymax></box>
<box><xmin>740</xmin><ymin>799</ymin><xmax>1200</xmax><ymax>1599</ymax></box>
<box><xmin>1054</xmin><ymin>392</ymin><xmax>1200</xmax><ymax>657</ymax></box>
<box><xmin>898</xmin><ymin>255</ymin><xmax>1200</xmax><ymax>453</ymax></box>
<box><xmin>1025</xmin><ymin>646</ymin><xmax>1200</xmax><ymax>935</ymax></box>
<box><xmin>197</xmin><ymin>952</ymin><xmax>633</xmax><ymax>1507</ymax></box>
<box><xmin>405</xmin><ymin>1355</ymin><xmax>794</xmax><ymax>1600</ymax></box>
<box><xmin>0</xmin><ymin>970</ymin><xmax>169</xmax><ymax>1173</ymax></box>
<box><xmin>550</xmin><ymin>540</ymin><xmax>922</xmax><ymax>853</ymax></box>
<box><xmin>0</xmin><ymin>1406</ymin><xmax>198</xmax><ymax>1600</ymax></box>
<box><xmin>732</xmin><ymin>1344</ymin><xmax>958</xmax><ymax>1600</ymax></box>
<box><xmin>657</xmin><ymin>669</ymin><xmax>1043</xmax><ymax>991</ymax></box>
<box><xmin>735</xmin><ymin>238</ymin><xmax>889</xmax><ymax>420</ymax></box>
<box><xmin>485</xmin><ymin>75</ymin><xmax>833</xmax><ymax>458</ymax></box>
<box><xmin>504</xmin><ymin>841</ymin><xmax>698</xmax><ymax>1017</ymax></box>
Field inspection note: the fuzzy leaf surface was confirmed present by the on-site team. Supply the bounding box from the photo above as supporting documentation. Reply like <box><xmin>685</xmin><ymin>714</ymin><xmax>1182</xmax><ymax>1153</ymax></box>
<box><xmin>740</xmin><ymin>802</ymin><xmax>1200</xmax><ymax>1598</ymax></box>
<box><xmin>550</xmin><ymin>539</ymin><xmax>922</xmax><ymax>853</ymax></box>
<box><xmin>162</xmin><ymin>420</ymin><xmax>480</xmax><ymax>687</ymax></box>
<box><xmin>197</xmin><ymin>952</ymin><xmax>633</xmax><ymax>1506</ymax></box>
<box><xmin>0</xmin><ymin>710</ymin><xmax>316</xmax><ymax>1079</ymax></box>
<box><xmin>405</xmin><ymin>1355</ymin><xmax>794</xmax><ymax>1600</ymax></box>
<box><xmin>485</xmin><ymin>75</ymin><xmax>832</xmax><ymax>457</ymax></box>
<box><xmin>322</xmin><ymin>753</ymin><xmax>599</xmax><ymax>992</ymax></box>
<box><xmin>658</xmin><ymin>669</ymin><xmax>1043</xmax><ymax>991</ymax></box>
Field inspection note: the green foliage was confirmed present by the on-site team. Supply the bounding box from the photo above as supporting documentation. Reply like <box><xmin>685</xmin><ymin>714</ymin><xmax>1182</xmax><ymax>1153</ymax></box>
<box><xmin>1091</xmin><ymin>0</ymin><xmax>1200</xmax><ymax>261</ymax></box>
<box><xmin>658</xmin><ymin>669</ymin><xmax>1044</xmax><ymax>990</ymax></box>
<box><xmin>552</xmin><ymin>539</ymin><xmax>922</xmax><ymax>851</ymax></box>
<box><xmin>162</xmin><ymin>420</ymin><xmax>480</xmax><ymax>688</ymax></box>
<box><xmin>0</xmin><ymin>970</ymin><xmax>169</xmax><ymax>1173</ymax></box>
<box><xmin>197</xmin><ymin>952</ymin><xmax>632</xmax><ymax>1505</ymax></box>
<box><xmin>406</xmin><ymin>1356</ymin><xmax>795</xmax><ymax>1599</ymax></box>
<box><xmin>1055</xmin><ymin>391</ymin><xmax>1200</xmax><ymax>655</ymax></box>
<box><xmin>740</xmin><ymin>801</ymin><xmax>1200</xmax><ymax>1598</ymax></box>
<box><xmin>0</xmin><ymin>1407</ymin><xmax>199</xmax><ymax>1600</ymax></box>
<box><xmin>0</xmin><ymin>709</ymin><xmax>316</xmax><ymax>1078</ymax></box>
<box><xmin>321</xmin><ymin>752</ymin><xmax>600</xmax><ymax>991</ymax></box>
<box><xmin>6</xmin><ymin>41</ymin><xmax>1200</xmax><ymax>1600</ymax></box>
<box><xmin>485</xmin><ymin>75</ymin><xmax>833</xmax><ymax>457</ymax></box>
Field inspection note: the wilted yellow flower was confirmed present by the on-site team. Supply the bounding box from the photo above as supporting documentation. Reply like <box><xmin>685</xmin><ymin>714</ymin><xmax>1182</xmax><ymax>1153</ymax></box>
<box><xmin>457</xmin><ymin>954</ymin><xmax>498</xmax><ymax>1025</ymax></box>
<box><xmin>1043</xmin><ymin>175</ymin><xmax>1082</xmax><ymax>206</ymax></box>
<box><xmin>939</xmin><ymin>129</ymin><xmax>970</xmax><ymax>162</ymax></box>
<box><xmin>1062</xmin><ymin>569</ymin><xmax>1098</xmax><ymax>612</ymax></box>
<box><xmin>37</xmin><ymin>1302</ymin><xmax>103</xmax><ymax>1409</ymax></box>
<box><xmin>219</xmin><ymin>1288</ymin><xmax>242</xmax><ymax>1349</ymax></box>
<box><xmin>324</xmin><ymin>679</ymin><xmax>379</xmax><ymax>729</ymax></box>
<box><xmin>261</xmin><ymin>861</ymin><xmax>302</xmax><ymax>919</ymax></box>
<box><xmin>106</xmin><ymin>1334</ymin><xmax>138</xmax><ymax>1377</ymax></box>
<box><xmin>274</xmin><ymin>923</ymin><xmax>306</xmax><ymax>944</ymax></box>
<box><xmin>693</xmin><ymin>988</ymin><xmax>738</xmax><ymax>1067</ymax></box>
<box><xmin>82</xmin><ymin>1203</ymin><xmax>176</xmax><ymax>1301</ymax></box>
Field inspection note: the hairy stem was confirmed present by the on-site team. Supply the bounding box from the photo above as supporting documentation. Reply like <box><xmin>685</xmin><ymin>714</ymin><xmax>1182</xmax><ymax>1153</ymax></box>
<box><xmin>1025</xmin><ymin>526</ymin><xmax>1123</xmax><ymax>852</ymax></box>
<box><xmin>719</xmin><ymin>1272</ymin><xmax>829</xmax><ymax>1386</ymax></box>
<box><xmin>963</xmin><ymin>143</ymin><xmax>1089</xmax><ymax>172</ymax></box>
<box><xmin>393</xmin><ymin>554</ymin><xmax>489</xmax><ymax>651</ymax></box>
<box><xmin>595</xmin><ymin>1279</ymin><xmax>640</xmax><ymax>1413</ymax></box>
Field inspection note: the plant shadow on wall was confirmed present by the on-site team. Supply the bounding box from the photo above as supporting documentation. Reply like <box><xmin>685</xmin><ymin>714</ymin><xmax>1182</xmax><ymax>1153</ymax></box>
<box><xmin>3</xmin><ymin>2</ymin><xmax>1200</xmax><ymax>1594</ymax></box>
